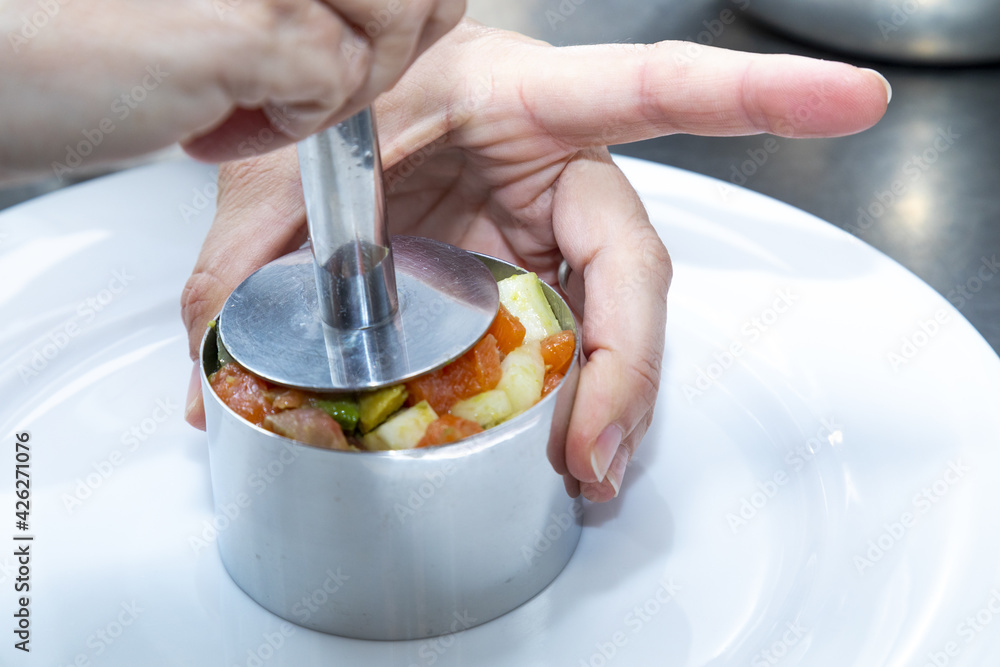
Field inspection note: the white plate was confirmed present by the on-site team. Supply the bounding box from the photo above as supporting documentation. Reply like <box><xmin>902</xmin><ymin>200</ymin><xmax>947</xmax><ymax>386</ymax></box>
<box><xmin>2</xmin><ymin>155</ymin><xmax>999</xmax><ymax>667</ymax></box>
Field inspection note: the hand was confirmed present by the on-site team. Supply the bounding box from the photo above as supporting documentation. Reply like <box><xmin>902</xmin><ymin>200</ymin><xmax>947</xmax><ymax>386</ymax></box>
<box><xmin>182</xmin><ymin>20</ymin><xmax>890</xmax><ymax>501</ymax></box>
<box><xmin>0</xmin><ymin>0</ymin><xmax>464</xmax><ymax>182</ymax></box>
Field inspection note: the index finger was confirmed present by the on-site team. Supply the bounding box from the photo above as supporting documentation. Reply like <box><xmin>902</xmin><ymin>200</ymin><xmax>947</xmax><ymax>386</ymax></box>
<box><xmin>515</xmin><ymin>41</ymin><xmax>890</xmax><ymax>145</ymax></box>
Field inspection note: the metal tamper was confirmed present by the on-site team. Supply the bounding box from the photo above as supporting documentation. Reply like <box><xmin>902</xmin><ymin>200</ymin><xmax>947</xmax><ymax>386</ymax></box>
<box><xmin>217</xmin><ymin>108</ymin><xmax>499</xmax><ymax>390</ymax></box>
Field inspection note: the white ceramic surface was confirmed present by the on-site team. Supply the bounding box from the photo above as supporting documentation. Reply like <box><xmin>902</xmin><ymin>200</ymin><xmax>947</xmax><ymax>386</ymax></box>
<box><xmin>1</xmin><ymin>155</ymin><xmax>999</xmax><ymax>666</ymax></box>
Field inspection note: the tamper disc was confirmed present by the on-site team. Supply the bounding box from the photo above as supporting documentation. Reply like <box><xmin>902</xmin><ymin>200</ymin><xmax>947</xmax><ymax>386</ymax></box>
<box><xmin>218</xmin><ymin>236</ymin><xmax>499</xmax><ymax>391</ymax></box>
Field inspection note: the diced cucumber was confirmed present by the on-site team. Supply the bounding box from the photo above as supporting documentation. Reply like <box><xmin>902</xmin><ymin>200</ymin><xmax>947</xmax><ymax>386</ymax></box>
<box><xmin>497</xmin><ymin>273</ymin><xmax>561</xmax><ymax>342</ymax></box>
<box><xmin>363</xmin><ymin>400</ymin><xmax>438</xmax><ymax>451</ymax></box>
<box><xmin>450</xmin><ymin>389</ymin><xmax>514</xmax><ymax>428</ymax></box>
<box><xmin>497</xmin><ymin>341</ymin><xmax>545</xmax><ymax>414</ymax></box>
<box><xmin>358</xmin><ymin>385</ymin><xmax>409</xmax><ymax>434</ymax></box>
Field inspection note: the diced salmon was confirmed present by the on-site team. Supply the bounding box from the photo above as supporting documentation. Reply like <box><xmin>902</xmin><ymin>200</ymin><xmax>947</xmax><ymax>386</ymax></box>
<box><xmin>417</xmin><ymin>415</ymin><xmax>484</xmax><ymax>448</ymax></box>
<box><xmin>210</xmin><ymin>362</ymin><xmax>275</xmax><ymax>426</ymax></box>
<box><xmin>271</xmin><ymin>388</ymin><xmax>306</xmax><ymax>410</ymax></box>
<box><xmin>540</xmin><ymin>330</ymin><xmax>575</xmax><ymax>376</ymax></box>
<box><xmin>264</xmin><ymin>408</ymin><xmax>349</xmax><ymax>450</ymax></box>
<box><xmin>406</xmin><ymin>334</ymin><xmax>502</xmax><ymax>413</ymax></box>
<box><xmin>487</xmin><ymin>304</ymin><xmax>526</xmax><ymax>356</ymax></box>
<box><xmin>541</xmin><ymin>372</ymin><xmax>564</xmax><ymax>397</ymax></box>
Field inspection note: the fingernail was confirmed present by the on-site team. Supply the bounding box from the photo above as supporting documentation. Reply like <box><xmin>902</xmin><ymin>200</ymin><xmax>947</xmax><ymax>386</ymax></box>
<box><xmin>184</xmin><ymin>363</ymin><xmax>201</xmax><ymax>420</ymax></box>
<box><xmin>860</xmin><ymin>68</ymin><xmax>892</xmax><ymax>105</ymax></box>
<box><xmin>605</xmin><ymin>445</ymin><xmax>631</xmax><ymax>497</ymax></box>
<box><xmin>590</xmin><ymin>424</ymin><xmax>623</xmax><ymax>482</ymax></box>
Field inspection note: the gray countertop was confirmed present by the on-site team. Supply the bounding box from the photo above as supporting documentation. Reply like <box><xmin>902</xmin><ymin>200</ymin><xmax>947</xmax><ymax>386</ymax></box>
<box><xmin>469</xmin><ymin>0</ymin><xmax>1000</xmax><ymax>354</ymax></box>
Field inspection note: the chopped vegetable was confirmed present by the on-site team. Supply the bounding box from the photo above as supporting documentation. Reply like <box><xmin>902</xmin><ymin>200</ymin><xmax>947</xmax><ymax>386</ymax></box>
<box><xmin>487</xmin><ymin>303</ymin><xmax>526</xmax><ymax>356</ymax></box>
<box><xmin>497</xmin><ymin>272</ymin><xmax>561</xmax><ymax>342</ymax></box>
<box><xmin>308</xmin><ymin>397</ymin><xmax>360</xmax><ymax>432</ymax></box>
<box><xmin>406</xmin><ymin>334</ymin><xmax>502</xmax><ymax>413</ymax></box>
<box><xmin>363</xmin><ymin>401</ymin><xmax>438</xmax><ymax>451</ymax></box>
<box><xmin>359</xmin><ymin>385</ymin><xmax>409</xmax><ymax>434</ymax></box>
<box><xmin>264</xmin><ymin>408</ymin><xmax>350</xmax><ymax>450</ymax></box>
<box><xmin>540</xmin><ymin>330</ymin><xmax>576</xmax><ymax>376</ymax></box>
<box><xmin>496</xmin><ymin>340</ymin><xmax>545</xmax><ymax>414</ymax></box>
<box><xmin>210</xmin><ymin>362</ymin><xmax>274</xmax><ymax>426</ymax></box>
<box><xmin>417</xmin><ymin>415</ymin><xmax>484</xmax><ymax>448</ymax></box>
<box><xmin>450</xmin><ymin>389</ymin><xmax>514</xmax><ymax>428</ymax></box>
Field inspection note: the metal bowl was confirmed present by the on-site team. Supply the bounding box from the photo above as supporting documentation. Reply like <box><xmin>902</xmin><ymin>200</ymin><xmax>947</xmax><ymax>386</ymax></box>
<box><xmin>200</xmin><ymin>251</ymin><xmax>581</xmax><ymax>640</ymax></box>
<box><xmin>744</xmin><ymin>0</ymin><xmax>1000</xmax><ymax>64</ymax></box>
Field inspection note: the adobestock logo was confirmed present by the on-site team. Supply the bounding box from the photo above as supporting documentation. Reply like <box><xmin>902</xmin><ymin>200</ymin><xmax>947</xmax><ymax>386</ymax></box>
<box><xmin>683</xmin><ymin>288</ymin><xmax>798</xmax><ymax>402</ymax></box>
<box><xmin>50</xmin><ymin>66</ymin><xmax>171</xmax><ymax>178</ymax></box>
<box><xmin>7</xmin><ymin>0</ymin><xmax>72</xmax><ymax>54</ymax></box>
<box><xmin>751</xmin><ymin>620</ymin><xmax>807</xmax><ymax>666</ymax></box>
<box><xmin>848</xmin><ymin>126</ymin><xmax>959</xmax><ymax>237</ymax></box>
<box><xmin>17</xmin><ymin>268</ymin><xmax>134</xmax><ymax>383</ymax></box>
<box><xmin>886</xmin><ymin>309</ymin><xmax>951</xmax><ymax>372</ymax></box>
<box><xmin>578</xmin><ymin>577</ymin><xmax>681</xmax><ymax>667</ymax></box>
<box><xmin>521</xmin><ymin>500</ymin><xmax>584</xmax><ymax>565</ymax></box>
<box><xmin>853</xmin><ymin>459</ymin><xmax>968</xmax><ymax>575</ymax></box>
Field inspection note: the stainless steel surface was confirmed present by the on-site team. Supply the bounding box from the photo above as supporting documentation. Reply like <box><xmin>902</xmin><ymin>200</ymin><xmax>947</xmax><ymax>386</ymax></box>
<box><xmin>202</xmin><ymin>252</ymin><xmax>581</xmax><ymax>640</ymax></box>
<box><xmin>218</xmin><ymin>238</ymin><xmax>499</xmax><ymax>390</ymax></box>
<box><xmin>467</xmin><ymin>0</ymin><xmax>1000</xmax><ymax>356</ymax></box>
<box><xmin>299</xmin><ymin>108</ymin><xmax>396</xmax><ymax>329</ymax></box>
<box><xmin>218</xmin><ymin>106</ymin><xmax>500</xmax><ymax>391</ymax></box>
<box><xmin>744</xmin><ymin>0</ymin><xmax>1000</xmax><ymax>64</ymax></box>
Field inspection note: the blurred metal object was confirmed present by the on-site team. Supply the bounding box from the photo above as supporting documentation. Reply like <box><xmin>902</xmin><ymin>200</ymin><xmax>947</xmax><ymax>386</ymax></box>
<box><xmin>217</xmin><ymin>108</ymin><xmax>499</xmax><ymax>391</ymax></box>
<box><xmin>743</xmin><ymin>0</ymin><xmax>1000</xmax><ymax>64</ymax></box>
<box><xmin>203</xmin><ymin>252</ymin><xmax>582</xmax><ymax>640</ymax></box>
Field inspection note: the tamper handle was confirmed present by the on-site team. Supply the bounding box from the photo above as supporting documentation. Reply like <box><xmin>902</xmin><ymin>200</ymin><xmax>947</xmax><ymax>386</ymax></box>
<box><xmin>298</xmin><ymin>107</ymin><xmax>397</xmax><ymax>330</ymax></box>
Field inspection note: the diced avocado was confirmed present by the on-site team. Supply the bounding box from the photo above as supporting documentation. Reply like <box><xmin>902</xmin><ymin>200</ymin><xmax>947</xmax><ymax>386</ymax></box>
<box><xmin>497</xmin><ymin>341</ymin><xmax>545</xmax><ymax>414</ymax></box>
<box><xmin>363</xmin><ymin>400</ymin><xmax>437</xmax><ymax>451</ymax></box>
<box><xmin>450</xmin><ymin>389</ymin><xmax>514</xmax><ymax>428</ymax></box>
<box><xmin>307</xmin><ymin>398</ymin><xmax>360</xmax><ymax>432</ymax></box>
<box><xmin>497</xmin><ymin>272</ymin><xmax>561</xmax><ymax>342</ymax></box>
<box><xmin>358</xmin><ymin>385</ymin><xmax>409</xmax><ymax>433</ymax></box>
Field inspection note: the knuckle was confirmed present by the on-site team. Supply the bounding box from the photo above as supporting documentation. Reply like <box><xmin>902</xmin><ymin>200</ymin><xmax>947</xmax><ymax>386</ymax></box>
<box><xmin>218</xmin><ymin>155</ymin><xmax>270</xmax><ymax>195</ymax></box>
<box><xmin>256</xmin><ymin>0</ymin><xmax>307</xmax><ymax>26</ymax></box>
<box><xmin>629</xmin><ymin>348</ymin><xmax>663</xmax><ymax>409</ymax></box>
<box><xmin>217</xmin><ymin>148</ymin><xmax>301</xmax><ymax>210</ymax></box>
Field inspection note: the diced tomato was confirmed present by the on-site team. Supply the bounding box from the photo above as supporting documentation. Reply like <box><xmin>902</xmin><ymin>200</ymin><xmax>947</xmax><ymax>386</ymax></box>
<box><xmin>417</xmin><ymin>415</ymin><xmax>484</xmax><ymax>448</ymax></box>
<box><xmin>264</xmin><ymin>408</ymin><xmax>349</xmax><ymax>450</ymax></box>
<box><xmin>406</xmin><ymin>334</ymin><xmax>502</xmax><ymax>413</ymax></box>
<box><xmin>540</xmin><ymin>330</ymin><xmax>576</xmax><ymax>376</ymax></box>
<box><xmin>487</xmin><ymin>304</ymin><xmax>526</xmax><ymax>356</ymax></box>
<box><xmin>210</xmin><ymin>362</ymin><xmax>275</xmax><ymax>426</ymax></box>
<box><xmin>542</xmin><ymin>371</ymin><xmax>563</xmax><ymax>397</ymax></box>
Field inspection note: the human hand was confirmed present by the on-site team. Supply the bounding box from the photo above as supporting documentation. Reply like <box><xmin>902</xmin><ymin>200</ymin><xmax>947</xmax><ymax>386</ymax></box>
<box><xmin>181</xmin><ymin>19</ymin><xmax>890</xmax><ymax>501</ymax></box>
<box><xmin>0</xmin><ymin>0</ymin><xmax>464</xmax><ymax>182</ymax></box>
